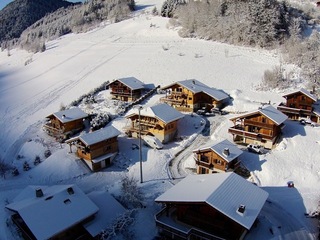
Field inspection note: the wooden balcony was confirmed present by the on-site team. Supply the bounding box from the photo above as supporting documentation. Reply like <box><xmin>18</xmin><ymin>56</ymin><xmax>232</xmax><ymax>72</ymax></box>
<box><xmin>43</xmin><ymin>123</ymin><xmax>64</xmax><ymax>135</ymax></box>
<box><xmin>155</xmin><ymin>207</ymin><xmax>224</xmax><ymax>240</ymax></box>
<box><xmin>228</xmin><ymin>126</ymin><xmax>273</xmax><ymax>140</ymax></box>
<box><xmin>277</xmin><ymin>105</ymin><xmax>313</xmax><ymax>115</ymax></box>
<box><xmin>243</xmin><ymin>119</ymin><xmax>274</xmax><ymax>129</ymax></box>
<box><xmin>160</xmin><ymin>96</ymin><xmax>185</xmax><ymax>105</ymax></box>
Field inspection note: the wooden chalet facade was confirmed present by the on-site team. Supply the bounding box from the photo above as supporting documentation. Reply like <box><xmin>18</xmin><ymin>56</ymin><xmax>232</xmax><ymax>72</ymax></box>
<box><xmin>228</xmin><ymin>105</ymin><xmax>288</xmax><ymax>149</ymax></box>
<box><xmin>43</xmin><ymin>107</ymin><xmax>88</xmax><ymax>140</ymax></box>
<box><xmin>277</xmin><ymin>88</ymin><xmax>320</xmax><ymax>123</ymax></box>
<box><xmin>160</xmin><ymin>79</ymin><xmax>229</xmax><ymax>112</ymax></box>
<box><xmin>124</xmin><ymin>103</ymin><xmax>184</xmax><ymax>143</ymax></box>
<box><xmin>193</xmin><ymin>139</ymin><xmax>243</xmax><ymax>174</ymax></box>
<box><xmin>155</xmin><ymin>173</ymin><xmax>268</xmax><ymax>240</ymax></box>
<box><xmin>108</xmin><ymin>77</ymin><xmax>145</xmax><ymax>102</ymax></box>
<box><xmin>68</xmin><ymin>126</ymin><xmax>121</xmax><ymax>172</ymax></box>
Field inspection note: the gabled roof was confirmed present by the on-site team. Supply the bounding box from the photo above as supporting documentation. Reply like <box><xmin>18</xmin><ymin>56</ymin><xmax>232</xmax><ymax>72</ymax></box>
<box><xmin>283</xmin><ymin>88</ymin><xmax>317</xmax><ymax>102</ymax></box>
<box><xmin>112</xmin><ymin>77</ymin><xmax>145</xmax><ymax>90</ymax></box>
<box><xmin>155</xmin><ymin>172</ymin><xmax>268</xmax><ymax>230</ymax></box>
<box><xmin>48</xmin><ymin>107</ymin><xmax>88</xmax><ymax>123</ymax></box>
<box><xmin>6</xmin><ymin>185</ymin><xmax>99</xmax><ymax>240</ymax></box>
<box><xmin>84</xmin><ymin>191</ymin><xmax>126</xmax><ymax>237</ymax></box>
<box><xmin>79</xmin><ymin>126</ymin><xmax>121</xmax><ymax>146</ymax></box>
<box><xmin>126</xmin><ymin>103</ymin><xmax>184</xmax><ymax>124</ymax></box>
<box><xmin>193</xmin><ymin>139</ymin><xmax>243</xmax><ymax>163</ymax></box>
<box><xmin>162</xmin><ymin>79</ymin><xmax>229</xmax><ymax>101</ymax></box>
<box><xmin>230</xmin><ymin>105</ymin><xmax>288</xmax><ymax>126</ymax></box>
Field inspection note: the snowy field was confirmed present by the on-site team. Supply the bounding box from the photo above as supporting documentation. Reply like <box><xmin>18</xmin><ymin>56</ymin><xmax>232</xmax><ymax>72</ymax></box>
<box><xmin>0</xmin><ymin>0</ymin><xmax>319</xmax><ymax>239</ymax></box>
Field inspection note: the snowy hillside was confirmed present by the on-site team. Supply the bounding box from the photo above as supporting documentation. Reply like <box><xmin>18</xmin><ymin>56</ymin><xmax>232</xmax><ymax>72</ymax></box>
<box><xmin>0</xmin><ymin>0</ymin><xmax>319</xmax><ymax>239</ymax></box>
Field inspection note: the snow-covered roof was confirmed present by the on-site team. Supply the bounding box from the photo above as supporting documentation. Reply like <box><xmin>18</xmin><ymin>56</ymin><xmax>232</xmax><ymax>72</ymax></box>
<box><xmin>194</xmin><ymin>139</ymin><xmax>243</xmax><ymax>163</ymax></box>
<box><xmin>126</xmin><ymin>103</ymin><xmax>184</xmax><ymax>124</ymax></box>
<box><xmin>163</xmin><ymin>79</ymin><xmax>229</xmax><ymax>101</ymax></box>
<box><xmin>155</xmin><ymin>172</ymin><xmax>268</xmax><ymax>230</ymax></box>
<box><xmin>259</xmin><ymin>105</ymin><xmax>288</xmax><ymax>125</ymax></box>
<box><xmin>79</xmin><ymin>126</ymin><xmax>121</xmax><ymax>146</ymax></box>
<box><xmin>48</xmin><ymin>107</ymin><xmax>88</xmax><ymax>123</ymax></box>
<box><xmin>283</xmin><ymin>88</ymin><xmax>317</xmax><ymax>102</ymax></box>
<box><xmin>6</xmin><ymin>185</ymin><xmax>99</xmax><ymax>240</ymax></box>
<box><xmin>230</xmin><ymin>105</ymin><xmax>287</xmax><ymax>126</ymax></box>
<box><xmin>114</xmin><ymin>77</ymin><xmax>145</xmax><ymax>90</ymax></box>
<box><xmin>84</xmin><ymin>191</ymin><xmax>126</xmax><ymax>237</ymax></box>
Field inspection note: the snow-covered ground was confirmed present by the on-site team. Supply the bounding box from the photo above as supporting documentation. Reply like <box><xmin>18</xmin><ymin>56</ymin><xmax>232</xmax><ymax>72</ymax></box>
<box><xmin>0</xmin><ymin>0</ymin><xmax>319</xmax><ymax>239</ymax></box>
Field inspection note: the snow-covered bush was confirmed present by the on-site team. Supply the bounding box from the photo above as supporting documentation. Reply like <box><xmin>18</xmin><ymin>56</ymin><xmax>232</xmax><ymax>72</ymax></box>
<box><xmin>69</xmin><ymin>81</ymin><xmax>109</xmax><ymax>107</ymax></box>
<box><xmin>82</xmin><ymin>95</ymin><xmax>96</xmax><ymax>104</ymax></box>
<box><xmin>90</xmin><ymin>112</ymin><xmax>111</xmax><ymax>130</ymax></box>
<box><xmin>260</xmin><ymin>66</ymin><xmax>289</xmax><ymax>90</ymax></box>
<box><xmin>99</xmin><ymin>210</ymin><xmax>135</xmax><ymax>240</ymax></box>
<box><xmin>118</xmin><ymin>176</ymin><xmax>143</xmax><ymax>209</ymax></box>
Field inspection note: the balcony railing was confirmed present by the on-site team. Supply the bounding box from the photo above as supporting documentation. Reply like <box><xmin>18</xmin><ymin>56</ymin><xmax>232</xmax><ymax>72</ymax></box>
<box><xmin>160</xmin><ymin>96</ymin><xmax>185</xmax><ymax>105</ymax></box>
<box><xmin>228</xmin><ymin>127</ymin><xmax>274</xmax><ymax>140</ymax></box>
<box><xmin>277</xmin><ymin>105</ymin><xmax>313</xmax><ymax>115</ymax></box>
<box><xmin>155</xmin><ymin>207</ymin><xmax>224</xmax><ymax>240</ymax></box>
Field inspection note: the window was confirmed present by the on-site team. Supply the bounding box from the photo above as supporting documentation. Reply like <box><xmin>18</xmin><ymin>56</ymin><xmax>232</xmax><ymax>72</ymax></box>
<box><xmin>200</xmin><ymin>155</ymin><xmax>209</xmax><ymax>163</ymax></box>
<box><xmin>105</xmin><ymin>146</ymin><xmax>111</xmax><ymax>151</ymax></box>
<box><xmin>215</xmin><ymin>159</ymin><xmax>222</xmax><ymax>165</ymax></box>
<box><xmin>262</xmin><ymin>117</ymin><xmax>266</xmax><ymax>123</ymax></box>
<box><xmin>200</xmin><ymin>167</ymin><xmax>207</xmax><ymax>174</ymax></box>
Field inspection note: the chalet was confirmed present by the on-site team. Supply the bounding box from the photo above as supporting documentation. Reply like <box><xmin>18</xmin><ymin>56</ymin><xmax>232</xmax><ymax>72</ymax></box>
<box><xmin>160</xmin><ymin>79</ymin><xmax>229</xmax><ymax>112</ymax></box>
<box><xmin>108</xmin><ymin>77</ymin><xmax>145</xmax><ymax>102</ymax></box>
<box><xmin>43</xmin><ymin>107</ymin><xmax>88</xmax><ymax>140</ymax></box>
<box><xmin>193</xmin><ymin>139</ymin><xmax>243</xmax><ymax>174</ymax></box>
<box><xmin>5</xmin><ymin>185</ymin><xmax>125</xmax><ymax>240</ymax></box>
<box><xmin>155</xmin><ymin>172</ymin><xmax>268</xmax><ymax>240</ymax></box>
<box><xmin>67</xmin><ymin>126</ymin><xmax>121</xmax><ymax>172</ymax></box>
<box><xmin>228</xmin><ymin>105</ymin><xmax>288</xmax><ymax>149</ymax></box>
<box><xmin>124</xmin><ymin>103</ymin><xmax>184</xmax><ymax>143</ymax></box>
<box><xmin>277</xmin><ymin>88</ymin><xmax>320</xmax><ymax>123</ymax></box>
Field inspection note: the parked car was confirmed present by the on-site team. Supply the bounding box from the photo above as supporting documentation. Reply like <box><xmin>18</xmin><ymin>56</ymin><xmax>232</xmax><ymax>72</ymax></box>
<box><xmin>143</xmin><ymin>135</ymin><xmax>163</xmax><ymax>150</ymax></box>
<box><xmin>247</xmin><ymin>144</ymin><xmax>264</xmax><ymax>154</ymax></box>
<box><xmin>299</xmin><ymin>118</ymin><xmax>317</xmax><ymax>127</ymax></box>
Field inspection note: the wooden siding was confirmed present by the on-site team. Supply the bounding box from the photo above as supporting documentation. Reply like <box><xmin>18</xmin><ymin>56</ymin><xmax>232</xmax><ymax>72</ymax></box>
<box><xmin>76</xmin><ymin>136</ymin><xmax>118</xmax><ymax>160</ymax></box>
<box><xmin>195</xmin><ymin>150</ymin><xmax>240</xmax><ymax>174</ymax></box>
<box><xmin>229</xmin><ymin>112</ymin><xmax>283</xmax><ymax>149</ymax></box>
<box><xmin>285</xmin><ymin>92</ymin><xmax>315</xmax><ymax>110</ymax></box>
<box><xmin>125</xmin><ymin>115</ymin><xmax>179</xmax><ymax>143</ymax></box>
<box><xmin>109</xmin><ymin>80</ymin><xmax>142</xmax><ymax>102</ymax></box>
<box><xmin>44</xmin><ymin>117</ymin><xmax>84</xmax><ymax>137</ymax></box>
<box><xmin>161</xmin><ymin>84</ymin><xmax>224</xmax><ymax>112</ymax></box>
<box><xmin>165</xmin><ymin>203</ymin><xmax>246</xmax><ymax>239</ymax></box>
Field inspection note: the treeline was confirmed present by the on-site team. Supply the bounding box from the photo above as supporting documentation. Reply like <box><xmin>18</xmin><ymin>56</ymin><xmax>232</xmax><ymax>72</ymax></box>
<box><xmin>166</xmin><ymin>0</ymin><xmax>310</xmax><ymax>48</ymax></box>
<box><xmin>1</xmin><ymin>0</ymin><xmax>135</xmax><ymax>52</ymax></box>
<box><xmin>0</xmin><ymin>0</ymin><xmax>75</xmax><ymax>43</ymax></box>
<box><xmin>161</xmin><ymin>0</ymin><xmax>320</xmax><ymax>93</ymax></box>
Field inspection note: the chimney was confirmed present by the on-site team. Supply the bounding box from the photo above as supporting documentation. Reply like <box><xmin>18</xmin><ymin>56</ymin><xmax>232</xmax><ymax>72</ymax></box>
<box><xmin>67</xmin><ymin>187</ymin><xmax>74</xmax><ymax>195</ymax></box>
<box><xmin>62</xmin><ymin>114</ymin><xmax>66</xmax><ymax>119</ymax></box>
<box><xmin>237</xmin><ymin>204</ymin><xmax>246</xmax><ymax>216</ymax></box>
<box><xmin>36</xmin><ymin>188</ymin><xmax>44</xmax><ymax>198</ymax></box>
<box><xmin>192</xmin><ymin>80</ymin><xmax>195</xmax><ymax>85</ymax></box>
<box><xmin>223</xmin><ymin>148</ymin><xmax>230</xmax><ymax>156</ymax></box>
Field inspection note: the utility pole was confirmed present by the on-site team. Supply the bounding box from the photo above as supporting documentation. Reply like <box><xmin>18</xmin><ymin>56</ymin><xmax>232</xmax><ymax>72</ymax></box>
<box><xmin>138</xmin><ymin>106</ymin><xmax>143</xmax><ymax>183</ymax></box>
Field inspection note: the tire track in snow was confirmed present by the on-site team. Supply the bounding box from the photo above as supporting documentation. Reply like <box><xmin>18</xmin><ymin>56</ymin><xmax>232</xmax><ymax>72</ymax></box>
<box><xmin>0</xmin><ymin>35</ymin><xmax>120</xmax><ymax>95</ymax></box>
<box><xmin>0</xmin><ymin>43</ymin><xmax>133</xmax><ymax>155</ymax></box>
